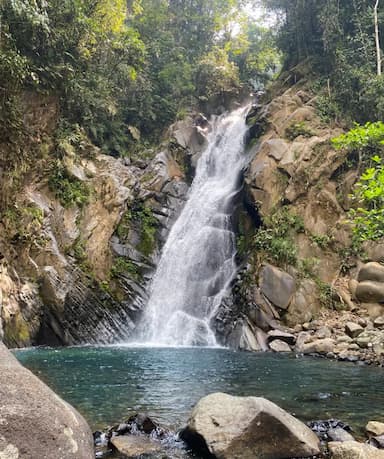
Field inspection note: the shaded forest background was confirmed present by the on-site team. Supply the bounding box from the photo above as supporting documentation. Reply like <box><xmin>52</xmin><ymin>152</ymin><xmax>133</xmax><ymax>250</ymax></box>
<box><xmin>1</xmin><ymin>0</ymin><xmax>384</xmax><ymax>243</ymax></box>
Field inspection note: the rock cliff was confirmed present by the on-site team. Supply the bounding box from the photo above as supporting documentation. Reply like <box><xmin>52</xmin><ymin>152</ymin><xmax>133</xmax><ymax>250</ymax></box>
<box><xmin>2</xmin><ymin>80</ymin><xmax>384</xmax><ymax>362</ymax></box>
<box><xmin>0</xmin><ymin>94</ymin><xmax>204</xmax><ymax>347</ymax></box>
<box><xmin>212</xmin><ymin>77</ymin><xmax>384</xmax><ymax>364</ymax></box>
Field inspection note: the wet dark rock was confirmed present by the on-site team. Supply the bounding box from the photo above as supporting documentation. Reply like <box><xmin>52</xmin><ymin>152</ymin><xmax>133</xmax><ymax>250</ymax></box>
<box><xmin>106</xmin><ymin>413</ymin><xmax>162</xmax><ymax>439</ymax></box>
<box><xmin>194</xmin><ymin>113</ymin><xmax>209</xmax><ymax>128</ymax></box>
<box><xmin>327</xmin><ymin>427</ymin><xmax>355</xmax><ymax>442</ymax></box>
<box><xmin>110</xmin><ymin>435</ymin><xmax>163</xmax><ymax>458</ymax></box>
<box><xmin>308</xmin><ymin>419</ymin><xmax>352</xmax><ymax>441</ymax></box>
<box><xmin>267</xmin><ymin>329</ymin><xmax>296</xmax><ymax>345</ymax></box>
<box><xmin>369</xmin><ymin>435</ymin><xmax>384</xmax><ymax>449</ymax></box>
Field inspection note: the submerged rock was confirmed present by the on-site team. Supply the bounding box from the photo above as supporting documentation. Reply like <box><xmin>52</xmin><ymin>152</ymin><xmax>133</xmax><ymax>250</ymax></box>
<box><xmin>180</xmin><ymin>392</ymin><xmax>320</xmax><ymax>459</ymax></box>
<box><xmin>110</xmin><ymin>435</ymin><xmax>162</xmax><ymax>458</ymax></box>
<box><xmin>0</xmin><ymin>343</ymin><xmax>94</xmax><ymax>459</ymax></box>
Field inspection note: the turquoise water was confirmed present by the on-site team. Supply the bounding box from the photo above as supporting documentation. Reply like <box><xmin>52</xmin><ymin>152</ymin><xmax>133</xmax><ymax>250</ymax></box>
<box><xmin>15</xmin><ymin>346</ymin><xmax>384</xmax><ymax>435</ymax></box>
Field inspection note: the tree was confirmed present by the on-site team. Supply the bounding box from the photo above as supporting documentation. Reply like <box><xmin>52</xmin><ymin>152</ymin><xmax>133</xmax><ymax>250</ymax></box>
<box><xmin>375</xmin><ymin>0</ymin><xmax>382</xmax><ymax>75</ymax></box>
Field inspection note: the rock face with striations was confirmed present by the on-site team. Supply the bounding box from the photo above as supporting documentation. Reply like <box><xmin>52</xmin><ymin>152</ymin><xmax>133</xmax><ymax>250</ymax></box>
<box><xmin>180</xmin><ymin>392</ymin><xmax>320</xmax><ymax>459</ymax></box>
<box><xmin>0</xmin><ymin>343</ymin><xmax>94</xmax><ymax>459</ymax></box>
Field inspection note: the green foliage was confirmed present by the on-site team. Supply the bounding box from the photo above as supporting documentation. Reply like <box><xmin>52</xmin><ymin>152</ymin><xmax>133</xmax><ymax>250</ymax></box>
<box><xmin>2</xmin><ymin>203</ymin><xmax>45</xmax><ymax>245</ymax></box>
<box><xmin>315</xmin><ymin>278</ymin><xmax>341</xmax><ymax>310</ymax></box>
<box><xmin>332</xmin><ymin>122</ymin><xmax>384</xmax><ymax>243</ymax></box>
<box><xmin>195</xmin><ymin>47</ymin><xmax>240</xmax><ymax>99</ymax></box>
<box><xmin>116</xmin><ymin>204</ymin><xmax>157</xmax><ymax>256</ymax></box>
<box><xmin>332</xmin><ymin>122</ymin><xmax>384</xmax><ymax>151</ymax></box>
<box><xmin>116</xmin><ymin>210</ymin><xmax>132</xmax><ymax>241</ymax></box>
<box><xmin>309</xmin><ymin>233</ymin><xmax>333</xmax><ymax>249</ymax></box>
<box><xmin>285</xmin><ymin>122</ymin><xmax>314</xmax><ymax>141</ymax></box>
<box><xmin>263</xmin><ymin>0</ymin><xmax>384</xmax><ymax>123</ymax></box>
<box><xmin>297</xmin><ymin>257</ymin><xmax>319</xmax><ymax>279</ymax></box>
<box><xmin>48</xmin><ymin>165</ymin><xmax>90</xmax><ymax>208</ymax></box>
<box><xmin>1</xmin><ymin>0</ymin><xmax>278</xmax><ymax>161</ymax></box>
<box><xmin>135</xmin><ymin>206</ymin><xmax>157</xmax><ymax>256</ymax></box>
<box><xmin>72</xmin><ymin>238</ymin><xmax>87</xmax><ymax>262</ymax></box>
<box><xmin>111</xmin><ymin>257</ymin><xmax>141</xmax><ymax>280</ymax></box>
<box><xmin>236</xmin><ymin>234</ymin><xmax>247</xmax><ymax>258</ymax></box>
<box><xmin>314</xmin><ymin>92</ymin><xmax>342</xmax><ymax>124</ymax></box>
<box><xmin>349</xmin><ymin>156</ymin><xmax>384</xmax><ymax>242</ymax></box>
<box><xmin>253</xmin><ymin>207</ymin><xmax>304</xmax><ymax>266</ymax></box>
<box><xmin>229</xmin><ymin>20</ymin><xmax>281</xmax><ymax>89</ymax></box>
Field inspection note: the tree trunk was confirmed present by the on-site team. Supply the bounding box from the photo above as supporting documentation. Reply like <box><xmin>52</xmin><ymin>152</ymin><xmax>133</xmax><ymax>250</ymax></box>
<box><xmin>375</xmin><ymin>0</ymin><xmax>382</xmax><ymax>76</ymax></box>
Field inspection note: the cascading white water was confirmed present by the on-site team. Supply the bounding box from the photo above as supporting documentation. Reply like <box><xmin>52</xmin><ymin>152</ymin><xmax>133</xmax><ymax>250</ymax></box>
<box><xmin>134</xmin><ymin>106</ymin><xmax>249</xmax><ymax>346</ymax></box>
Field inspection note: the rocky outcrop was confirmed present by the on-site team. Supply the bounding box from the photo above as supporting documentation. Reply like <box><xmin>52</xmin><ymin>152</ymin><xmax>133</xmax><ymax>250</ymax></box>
<box><xmin>0</xmin><ymin>343</ymin><xmax>94</xmax><ymax>458</ymax></box>
<box><xmin>355</xmin><ymin>263</ymin><xmax>384</xmax><ymax>318</ymax></box>
<box><xmin>366</xmin><ymin>421</ymin><xmax>384</xmax><ymax>437</ymax></box>
<box><xmin>0</xmin><ymin>96</ymin><xmax>203</xmax><ymax>346</ymax></box>
<box><xmin>259</xmin><ymin>264</ymin><xmax>296</xmax><ymax>310</ymax></box>
<box><xmin>180</xmin><ymin>392</ymin><xmax>320</xmax><ymax>459</ymax></box>
<box><xmin>328</xmin><ymin>441</ymin><xmax>384</xmax><ymax>458</ymax></box>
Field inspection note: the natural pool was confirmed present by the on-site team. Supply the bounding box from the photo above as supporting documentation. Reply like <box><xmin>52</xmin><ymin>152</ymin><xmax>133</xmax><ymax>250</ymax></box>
<box><xmin>15</xmin><ymin>346</ymin><xmax>384</xmax><ymax>438</ymax></box>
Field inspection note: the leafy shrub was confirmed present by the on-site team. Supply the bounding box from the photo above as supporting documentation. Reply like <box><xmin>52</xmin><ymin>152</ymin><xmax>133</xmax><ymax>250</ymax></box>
<box><xmin>315</xmin><ymin>278</ymin><xmax>341</xmax><ymax>310</ymax></box>
<box><xmin>315</xmin><ymin>94</ymin><xmax>342</xmax><ymax>124</ymax></box>
<box><xmin>111</xmin><ymin>257</ymin><xmax>140</xmax><ymax>280</ymax></box>
<box><xmin>48</xmin><ymin>165</ymin><xmax>90</xmax><ymax>208</ymax></box>
<box><xmin>332</xmin><ymin>123</ymin><xmax>384</xmax><ymax>243</ymax></box>
<box><xmin>309</xmin><ymin>233</ymin><xmax>333</xmax><ymax>249</ymax></box>
<box><xmin>253</xmin><ymin>207</ymin><xmax>305</xmax><ymax>266</ymax></box>
<box><xmin>349</xmin><ymin>156</ymin><xmax>384</xmax><ymax>242</ymax></box>
<box><xmin>117</xmin><ymin>204</ymin><xmax>157</xmax><ymax>256</ymax></box>
<box><xmin>2</xmin><ymin>204</ymin><xmax>44</xmax><ymax>244</ymax></box>
<box><xmin>331</xmin><ymin>121</ymin><xmax>384</xmax><ymax>152</ymax></box>
<box><xmin>285</xmin><ymin>122</ymin><xmax>314</xmax><ymax>141</ymax></box>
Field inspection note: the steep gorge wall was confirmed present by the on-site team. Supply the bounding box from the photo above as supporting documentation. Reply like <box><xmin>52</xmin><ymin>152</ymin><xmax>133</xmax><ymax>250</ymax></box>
<box><xmin>212</xmin><ymin>77</ymin><xmax>384</xmax><ymax>363</ymax></box>
<box><xmin>3</xmin><ymin>81</ymin><xmax>384</xmax><ymax>357</ymax></box>
<box><xmin>0</xmin><ymin>94</ymin><xmax>207</xmax><ymax>347</ymax></box>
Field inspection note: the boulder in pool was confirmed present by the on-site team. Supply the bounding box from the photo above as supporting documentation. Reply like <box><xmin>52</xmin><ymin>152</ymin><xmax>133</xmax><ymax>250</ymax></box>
<box><xmin>110</xmin><ymin>435</ymin><xmax>162</xmax><ymax>458</ymax></box>
<box><xmin>0</xmin><ymin>343</ymin><xmax>94</xmax><ymax>459</ymax></box>
<box><xmin>180</xmin><ymin>392</ymin><xmax>320</xmax><ymax>459</ymax></box>
<box><xmin>328</xmin><ymin>440</ymin><xmax>384</xmax><ymax>458</ymax></box>
<box><xmin>366</xmin><ymin>420</ymin><xmax>384</xmax><ymax>437</ymax></box>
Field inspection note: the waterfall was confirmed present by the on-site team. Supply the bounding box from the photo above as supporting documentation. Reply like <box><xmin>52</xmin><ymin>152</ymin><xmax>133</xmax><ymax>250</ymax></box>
<box><xmin>133</xmin><ymin>106</ymin><xmax>249</xmax><ymax>346</ymax></box>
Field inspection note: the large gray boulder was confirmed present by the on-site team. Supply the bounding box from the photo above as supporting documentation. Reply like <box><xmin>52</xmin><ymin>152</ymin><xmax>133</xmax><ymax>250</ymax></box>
<box><xmin>300</xmin><ymin>338</ymin><xmax>335</xmax><ymax>355</ymax></box>
<box><xmin>358</xmin><ymin>262</ymin><xmax>384</xmax><ymax>283</ymax></box>
<box><xmin>0</xmin><ymin>343</ymin><xmax>94</xmax><ymax>459</ymax></box>
<box><xmin>356</xmin><ymin>281</ymin><xmax>384</xmax><ymax>303</ymax></box>
<box><xmin>260</xmin><ymin>264</ymin><xmax>296</xmax><ymax>310</ymax></box>
<box><xmin>180</xmin><ymin>393</ymin><xmax>320</xmax><ymax>459</ymax></box>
